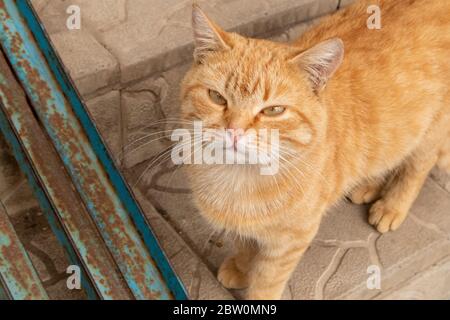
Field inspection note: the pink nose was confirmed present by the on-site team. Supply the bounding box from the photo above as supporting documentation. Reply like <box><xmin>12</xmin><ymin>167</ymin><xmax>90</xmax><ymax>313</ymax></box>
<box><xmin>227</xmin><ymin>127</ymin><xmax>244</xmax><ymax>149</ymax></box>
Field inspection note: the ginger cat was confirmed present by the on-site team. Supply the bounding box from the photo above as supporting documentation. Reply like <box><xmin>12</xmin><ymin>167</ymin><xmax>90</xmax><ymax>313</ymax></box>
<box><xmin>180</xmin><ymin>0</ymin><xmax>450</xmax><ymax>300</ymax></box>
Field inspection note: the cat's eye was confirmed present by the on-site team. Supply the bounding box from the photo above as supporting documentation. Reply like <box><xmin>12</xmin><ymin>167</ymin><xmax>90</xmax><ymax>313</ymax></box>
<box><xmin>261</xmin><ymin>106</ymin><xmax>286</xmax><ymax>116</ymax></box>
<box><xmin>208</xmin><ymin>89</ymin><xmax>227</xmax><ymax>106</ymax></box>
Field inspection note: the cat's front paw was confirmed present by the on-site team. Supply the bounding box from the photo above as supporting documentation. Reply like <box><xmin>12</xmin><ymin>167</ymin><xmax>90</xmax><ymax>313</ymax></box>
<box><xmin>369</xmin><ymin>200</ymin><xmax>407</xmax><ymax>233</ymax></box>
<box><xmin>246</xmin><ymin>287</ymin><xmax>284</xmax><ymax>300</ymax></box>
<box><xmin>349</xmin><ymin>183</ymin><xmax>382</xmax><ymax>204</ymax></box>
<box><xmin>217</xmin><ymin>257</ymin><xmax>249</xmax><ymax>289</ymax></box>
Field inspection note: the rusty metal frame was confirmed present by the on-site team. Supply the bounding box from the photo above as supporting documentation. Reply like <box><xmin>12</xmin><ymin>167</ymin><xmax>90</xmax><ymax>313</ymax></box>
<box><xmin>0</xmin><ymin>200</ymin><xmax>48</xmax><ymax>300</ymax></box>
<box><xmin>0</xmin><ymin>49</ymin><xmax>131</xmax><ymax>299</ymax></box>
<box><xmin>0</xmin><ymin>0</ymin><xmax>187</xmax><ymax>299</ymax></box>
<box><xmin>0</xmin><ymin>282</ymin><xmax>8</xmax><ymax>299</ymax></box>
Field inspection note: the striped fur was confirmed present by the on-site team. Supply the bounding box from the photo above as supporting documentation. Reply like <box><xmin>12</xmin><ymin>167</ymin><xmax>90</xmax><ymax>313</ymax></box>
<box><xmin>180</xmin><ymin>0</ymin><xmax>450</xmax><ymax>299</ymax></box>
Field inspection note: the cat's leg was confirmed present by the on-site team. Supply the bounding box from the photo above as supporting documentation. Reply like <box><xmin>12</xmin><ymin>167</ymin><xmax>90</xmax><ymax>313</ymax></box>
<box><xmin>437</xmin><ymin>134</ymin><xmax>450</xmax><ymax>172</ymax></box>
<box><xmin>348</xmin><ymin>177</ymin><xmax>385</xmax><ymax>204</ymax></box>
<box><xmin>241</xmin><ymin>221</ymin><xmax>320</xmax><ymax>300</ymax></box>
<box><xmin>217</xmin><ymin>238</ymin><xmax>257</xmax><ymax>289</ymax></box>
<box><xmin>368</xmin><ymin>153</ymin><xmax>438</xmax><ymax>233</ymax></box>
<box><xmin>245</xmin><ymin>237</ymin><xmax>311</xmax><ymax>300</ymax></box>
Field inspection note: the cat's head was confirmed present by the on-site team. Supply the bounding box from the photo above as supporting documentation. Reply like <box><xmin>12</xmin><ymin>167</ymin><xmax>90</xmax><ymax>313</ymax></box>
<box><xmin>180</xmin><ymin>5</ymin><xmax>344</xmax><ymax>175</ymax></box>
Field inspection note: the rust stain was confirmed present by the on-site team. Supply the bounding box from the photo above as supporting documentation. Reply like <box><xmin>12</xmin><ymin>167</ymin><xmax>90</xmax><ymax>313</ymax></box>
<box><xmin>0</xmin><ymin>213</ymin><xmax>43</xmax><ymax>299</ymax></box>
<box><xmin>0</xmin><ymin>13</ymin><xmax>169</xmax><ymax>298</ymax></box>
<box><xmin>0</xmin><ymin>51</ymin><xmax>133</xmax><ymax>299</ymax></box>
<box><xmin>0</xmin><ymin>3</ymin><xmax>10</xmax><ymax>20</ymax></box>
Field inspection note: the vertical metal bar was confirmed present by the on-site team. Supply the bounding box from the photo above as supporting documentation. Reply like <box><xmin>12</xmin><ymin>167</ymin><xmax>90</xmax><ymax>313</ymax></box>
<box><xmin>0</xmin><ymin>200</ymin><xmax>48</xmax><ymax>300</ymax></box>
<box><xmin>16</xmin><ymin>0</ymin><xmax>188</xmax><ymax>300</ymax></box>
<box><xmin>0</xmin><ymin>0</ymin><xmax>188</xmax><ymax>299</ymax></box>
<box><xmin>0</xmin><ymin>280</ymin><xmax>9</xmax><ymax>300</ymax></box>
<box><xmin>0</xmin><ymin>50</ymin><xmax>134</xmax><ymax>300</ymax></box>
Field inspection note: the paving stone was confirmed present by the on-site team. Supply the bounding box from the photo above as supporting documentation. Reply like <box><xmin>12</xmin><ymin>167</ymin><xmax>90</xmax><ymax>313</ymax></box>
<box><xmin>317</xmin><ymin>201</ymin><xmax>377</xmax><ymax>242</ymax></box>
<box><xmin>289</xmin><ymin>244</ymin><xmax>340</xmax><ymax>299</ymax></box>
<box><xmin>158</xmin><ymin>63</ymin><xmax>192</xmax><ymax>131</ymax></box>
<box><xmin>31</xmin><ymin>0</ymin><xmax>70</xmax><ymax>35</ymax></box>
<box><xmin>133</xmin><ymin>162</ymin><xmax>216</xmax><ymax>255</ymax></box>
<box><xmin>30</xmin><ymin>0</ymin><xmax>49</xmax><ymax>13</ymax></box>
<box><xmin>32</xmin><ymin>0</ymin><xmax>127</xmax><ymax>34</ymax></box>
<box><xmin>285</xmin><ymin>19</ymin><xmax>318</xmax><ymax>41</ymax></box>
<box><xmin>50</xmin><ymin>30</ymin><xmax>120</xmax><ymax>96</ymax></box>
<box><xmin>121</xmin><ymin>80</ymin><xmax>170</xmax><ymax>168</ymax></box>
<box><xmin>379</xmin><ymin>256</ymin><xmax>450</xmax><ymax>300</ymax></box>
<box><xmin>289</xmin><ymin>202</ymin><xmax>382</xmax><ymax>300</ymax></box>
<box><xmin>0</xmin><ymin>134</ymin><xmax>21</xmax><ymax>200</ymax></box>
<box><xmin>339</xmin><ymin>0</ymin><xmax>357</xmax><ymax>8</ymax></box>
<box><xmin>0</xmin><ymin>135</ymin><xmax>38</xmax><ymax>216</ymax></box>
<box><xmin>86</xmin><ymin>91</ymin><xmax>122</xmax><ymax>164</ymax></box>
<box><xmin>410</xmin><ymin>178</ymin><xmax>450</xmax><ymax>235</ymax></box>
<box><xmin>268</xmin><ymin>31</ymin><xmax>289</xmax><ymax>43</ymax></box>
<box><xmin>90</xmin><ymin>0</ymin><xmax>339</xmax><ymax>84</ymax></box>
<box><xmin>134</xmin><ymin>187</ymin><xmax>233</xmax><ymax>300</ymax></box>
<box><xmin>121</xmin><ymin>63</ymin><xmax>191</xmax><ymax>168</ymax></box>
<box><xmin>8</xmin><ymin>207</ymin><xmax>87</xmax><ymax>299</ymax></box>
<box><xmin>44</xmin><ymin>278</ymin><xmax>87</xmax><ymax>300</ymax></box>
<box><xmin>70</xmin><ymin>0</ymin><xmax>127</xmax><ymax>32</ymax></box>
<box><xmin>431</xmin><ymin>167</ymin><xmax>450</xmax><ymax>194</ymax></box>
<box><xmin>333</xmin><ymin>181</ymin><xmax>450</xmax><ymax>299</ymax></box>
<box><xmin>324</xmin><ymin>247</ymin><xmax>374</xmax><ymax>299</ymax></box>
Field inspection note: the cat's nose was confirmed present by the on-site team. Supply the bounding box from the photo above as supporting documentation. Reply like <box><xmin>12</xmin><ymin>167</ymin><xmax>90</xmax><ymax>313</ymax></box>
<box><xmin>227</xmin><ymin>127</ymin><xmax>244</xmax><ymax>149</ymax></box>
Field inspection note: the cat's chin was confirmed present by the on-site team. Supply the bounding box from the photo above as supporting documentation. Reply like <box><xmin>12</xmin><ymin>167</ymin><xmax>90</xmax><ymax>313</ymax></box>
<box><xmin>187</xmin><ymin>162</ymin><xmax>255</xmax><ymax>174</ymax></box>
<box><xmin>205</xmin><ymin>163</ymin><xmax>261</xmax><ymax>173</ymax></box>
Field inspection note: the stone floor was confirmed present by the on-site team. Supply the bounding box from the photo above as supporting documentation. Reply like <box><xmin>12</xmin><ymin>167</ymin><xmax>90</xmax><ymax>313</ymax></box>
<box><xmin>1</xmin><ymin>0</ymin><xmax>449</xmax><ymax>300</ymax></box>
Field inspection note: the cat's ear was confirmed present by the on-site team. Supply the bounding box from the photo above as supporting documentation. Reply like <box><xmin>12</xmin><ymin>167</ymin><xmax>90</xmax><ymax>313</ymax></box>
<box><xmin>292</xmin><ymin>38</ymin><xmax>344</xmax><ymax>92</ymax></box>
<box><xmin>192</xmin><ymin>4</ymin><xmax>231</xmax><ymax>63</ymax></box>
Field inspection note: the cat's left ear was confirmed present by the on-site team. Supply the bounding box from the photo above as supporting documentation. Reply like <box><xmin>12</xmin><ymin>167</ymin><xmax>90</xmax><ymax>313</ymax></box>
<box><xmin>291</xmin><ymin>38</ymin><xmax>344</xmax><ymax>92</ymax></box>
<box><xmin>192</xmin><ymin>4</ymin><xmax>231</xmax><ymax>63</ymax></box>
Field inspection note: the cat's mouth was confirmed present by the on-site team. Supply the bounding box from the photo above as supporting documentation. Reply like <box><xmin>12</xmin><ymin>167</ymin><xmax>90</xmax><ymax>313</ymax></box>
<box><xmin>223</xmin><ymin>143</ymin><xmax>255</xmax><ymax>164</ymax></box>
<box><xmin>171</xmin><ymin>123</ymin><xmax>280</xmax><ymax>175</ymax></box>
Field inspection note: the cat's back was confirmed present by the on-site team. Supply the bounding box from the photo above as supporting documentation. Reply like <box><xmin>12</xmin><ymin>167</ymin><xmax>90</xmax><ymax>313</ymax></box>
<box><xmin>295</xmin><ymin>0</ymin><xmax>450</xmax><ymax>70</ymax></box>
<box><xmin>295</xmin><ymin>0</ymin><xmax>449</xmax><ymax>111</ymax></box>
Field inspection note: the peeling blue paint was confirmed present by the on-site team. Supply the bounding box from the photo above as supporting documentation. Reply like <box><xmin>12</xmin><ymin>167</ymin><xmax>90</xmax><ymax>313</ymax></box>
<box><xmin>0</xmin><ymin>0</ymin><xmax>187</xmax><ymax>300</ymax></box>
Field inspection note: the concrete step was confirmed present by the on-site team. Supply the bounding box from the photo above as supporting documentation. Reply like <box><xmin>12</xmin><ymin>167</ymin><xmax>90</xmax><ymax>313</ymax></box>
<box><xmin>32</xmin><ymin>0</ymin><xmax>343</xmax><ymax>96</ymax></box>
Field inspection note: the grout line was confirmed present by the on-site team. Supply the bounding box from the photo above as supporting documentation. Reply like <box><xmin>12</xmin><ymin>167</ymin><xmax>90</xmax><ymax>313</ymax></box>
<box><xmin>429</xmin><ymin>173</ymin><xmax>450</xmax><ymax>196</ymax></box>
<box><xmin>314</xmin><ymin>247</ymin><xmax>347</xmax><ymax>300</ymax></box>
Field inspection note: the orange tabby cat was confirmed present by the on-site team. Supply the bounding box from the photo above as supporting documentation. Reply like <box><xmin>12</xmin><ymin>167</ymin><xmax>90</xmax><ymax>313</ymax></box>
<box><xmin>180</xmin><ymin>0</ymin><xmax>450</xmax><ymax>299</ymax></box>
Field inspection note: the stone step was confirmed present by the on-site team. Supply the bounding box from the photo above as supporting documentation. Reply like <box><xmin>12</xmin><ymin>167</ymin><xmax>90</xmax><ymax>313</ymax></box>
<box><xmin>32</xmin><ymin>0</ymin><xmax>344</xmax><ymax>96</ymax></box>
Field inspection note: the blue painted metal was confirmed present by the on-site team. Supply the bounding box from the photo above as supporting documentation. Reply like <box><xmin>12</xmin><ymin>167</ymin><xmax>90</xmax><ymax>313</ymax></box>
<box><xmin>16</xmin><ymin>0</ymin><xmax>188</xmax><ymax>300</ymax></box>
<box><xmin>0</xmin><ymin>101</ymin><xmax>97</xmax><ymax>300</ymax></box>
<box><xmin>0</xmin><ymin>281</ymin><xmax>8</xmax><ymax>300</ymax></box>
<box><xmin>0</xmin><ymin>201</ymin><xmax>48</xmax><ymax>300</ymax></box>
<box><xmin>0</xmin><ymin>0</ymin><xmax>188</xmax><ymax>299</ymax></box>
<box><xmin>0</xmin><ymin>49</ymin><xmax>133</xmax><ymax>299</ymax></box>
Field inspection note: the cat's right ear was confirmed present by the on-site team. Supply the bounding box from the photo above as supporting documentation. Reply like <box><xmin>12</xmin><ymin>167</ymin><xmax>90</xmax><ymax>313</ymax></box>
<box><xmin>192</xmin><ymin>4</ymin><xmax>231</xmax><ymax>63</ymax></box>
<box><xmin>291</xmin><ymin>38</ymin><xmax>344</xmax><ymax>93</ymax></box>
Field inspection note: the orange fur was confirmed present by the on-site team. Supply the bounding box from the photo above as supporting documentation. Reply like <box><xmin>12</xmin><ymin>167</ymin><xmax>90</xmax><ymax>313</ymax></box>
<box><xmin>180</xmin><ymin>0</ymin><xmax>450</xmax><ymax>299</ymax></box>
